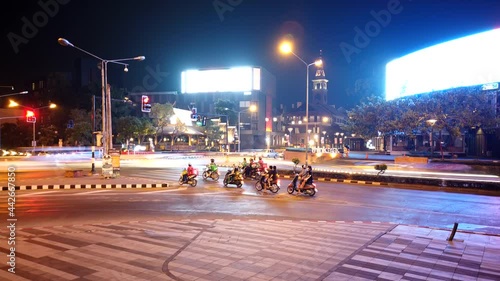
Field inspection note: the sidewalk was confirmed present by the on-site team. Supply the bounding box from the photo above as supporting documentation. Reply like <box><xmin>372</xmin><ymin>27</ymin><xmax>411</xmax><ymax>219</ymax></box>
<box><xmin>1</xmin><ymin>219</ymin><xmax>499</xmax><ymax>280</ymax></box>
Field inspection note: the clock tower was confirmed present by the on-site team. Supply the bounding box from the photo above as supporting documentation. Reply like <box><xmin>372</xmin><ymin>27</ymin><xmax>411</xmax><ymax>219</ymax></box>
<box><xmin>311</xmin><ymin>50</ymin><xmax>328</xmax><ymax>105</ymax></box>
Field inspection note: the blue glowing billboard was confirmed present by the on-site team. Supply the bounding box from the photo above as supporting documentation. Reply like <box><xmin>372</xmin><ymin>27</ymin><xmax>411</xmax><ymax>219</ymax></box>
<box><xmin>385</xmin><ymin>28</ymin><xmax>500</xmax><ymax>101</ymax></box>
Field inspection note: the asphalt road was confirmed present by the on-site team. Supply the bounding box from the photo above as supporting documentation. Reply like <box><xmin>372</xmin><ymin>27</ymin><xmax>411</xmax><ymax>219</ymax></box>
<box><xmin>2</xmin><ymin>168</ymin><xmax>500</xmax><ymax>235</ymax></box>
<box><xmin>0</xmin><ymin>154</ymin><xmax>499</xmax><ymax>235</ymax></box>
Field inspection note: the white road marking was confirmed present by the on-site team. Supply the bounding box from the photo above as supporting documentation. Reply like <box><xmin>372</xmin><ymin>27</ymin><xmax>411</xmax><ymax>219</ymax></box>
<box><xmin>73</xmin><ymin>190</ymin><xmax>112</xmax><ymax>195</ymax></box>
<box><xmin>144</xmin><ymin>187</ymin><xmax>187</xmax><ymax>193</ymax></box>
<box><xmin>18</xmin><ymin>190</ymin><xmax>61</xmax><ymax>197</ymax></box>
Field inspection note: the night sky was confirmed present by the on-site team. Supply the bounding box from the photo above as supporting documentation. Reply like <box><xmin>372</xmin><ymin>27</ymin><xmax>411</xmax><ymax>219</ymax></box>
<box><xmin>1</xmin><ymin>0</ymin><xmax>499</xmax><ymax>109</ymax></box>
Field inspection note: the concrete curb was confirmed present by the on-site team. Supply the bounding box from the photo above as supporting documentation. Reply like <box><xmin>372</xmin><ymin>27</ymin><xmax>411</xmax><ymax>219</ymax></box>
<box><xmin>2</xmin><ymin>183</ymin><xmax>169</xmax><ymax>191</ymax></box>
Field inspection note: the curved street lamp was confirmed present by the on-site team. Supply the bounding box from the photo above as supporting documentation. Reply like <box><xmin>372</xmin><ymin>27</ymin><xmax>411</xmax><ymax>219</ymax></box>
<box><xmin>427</xmin><ymin>119</ymin><xmax>437</xmax><ymax>160</ymax></box>
<box><xmin>225</xmin><ymin>105</ymin><xmax>257</xmax><ymax>152</ymax></box>
<box><xmin>58</xmin><ymin>38</ymin><xmax>145</xmax><ymax>156</ymax></box>
<box><xmin>8</xmin><ymin>100</ymin><xmax>57</xmax><ymax>152</ymax></box>
<box><xmin>279</xmin><ymin>40</ymin><xmax>322</xmax><ymax>165</ymax></box>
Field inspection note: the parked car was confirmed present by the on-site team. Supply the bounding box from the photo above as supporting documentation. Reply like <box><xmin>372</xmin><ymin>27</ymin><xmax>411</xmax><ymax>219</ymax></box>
<box><xmin>260</xmin><ymin>149</ymin><xmax>280</xmax><ymax>158</ymax></box>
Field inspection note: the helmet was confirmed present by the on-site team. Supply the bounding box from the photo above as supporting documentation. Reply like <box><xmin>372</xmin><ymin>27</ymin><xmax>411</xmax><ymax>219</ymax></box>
<box><xmin>188</xmin><ymin>163</ymin><xmax>192</xmax><ymax>166</ymax></box>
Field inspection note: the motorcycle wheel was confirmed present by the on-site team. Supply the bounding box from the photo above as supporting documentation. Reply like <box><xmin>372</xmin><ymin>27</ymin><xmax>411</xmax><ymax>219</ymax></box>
<box><xmin>202</xmin><ymin>171</ymin><xmax>208</xmax><ymax>180</ymax></box>
<box><xmin>212</xmin><ymin>173</ymin><xmax>220</xmax><ymax>181</ymax></box>
<box><xmin>287</xmin><ymin>186</ymin><xmax>294</xmax><ymax>194</ymax></box>
<box><xmin>255</xmin><ymin>181</ymin><xmax>263</xmax><ymax>191</ymax></box>
<box><xmin>223</xmin><ymin>179</ymin><xmax>228</xmax><ymax>187</ymax></box>
<box><xmin>270</xmin><ymin>184</ymin><xmax>279</xmax><ymax>193</ymax></box>
<box><xmin>190</xmin><ymin>179</ymin><xmax>197</xmax><ymax>187</ymax></box>
<box><xmin>237</xmin><ymin>182</ymin><xmax>242</xmax><ymax>188</ymax></box>
<box><xmin>178</xmin><ymin>176</ymin><xmax>184</xmax><ymax>185</ymax></box>
<box><xmin>308</xmin><ymin>188</ymin><xmax>316</xmax><ymax>196</ymax></box>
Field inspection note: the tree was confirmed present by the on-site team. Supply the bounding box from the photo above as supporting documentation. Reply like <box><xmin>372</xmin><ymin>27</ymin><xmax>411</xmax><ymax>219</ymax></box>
<box><xmin>214</xmin><ymin>99</ymin><xmax>237</xmax><ymax>125</ymax></box>
<box><xmin>149</xmin><ymin>103</ymin><xmax>175</xmax><ymax>145</ymax></box>
<box><xmin>1</xmin><ymin>122</ymin><xmax>31</xmax><ymax>149</ymax></box>
<box><xmin>201</xmin><ymin>118</ymin><xmax>224</xmax><ymax>149</ymax></box>
<box><xmin>135</xmin><ymin>117</ymin><xmax>155</xmax><ymax>144</ymax></box>
<box><xmin>115</xmin><ymin>116</ymin><xmax>142</xmax><ymax>144</ymax></box>
<box><xmin>344</xmin><ymin>87</ymin><xmax>499</xmax><ymax>151</ymax></box>
<box><xmin>342</xmin><ymin>96</ymin><xmax>385</xmax><ymax>139</ymax></box>
<box><xmin>65</xmin><ymin>109</ymin><xmax>92</xmax><ymax>146</ymax></box>
<box><xmin>171</xmin><ymin>117</ymin><xmax>187</xmax><ymax>151</ymax></box>
<box><xmin>38</xmin><ymin>124</ymin><xmax>59</xmax><ymax>146</ymax></box>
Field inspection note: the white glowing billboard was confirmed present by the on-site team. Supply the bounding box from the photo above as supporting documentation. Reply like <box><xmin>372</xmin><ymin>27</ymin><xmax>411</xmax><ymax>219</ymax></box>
<box><xmin>385</xmin><ymin>28</ymin><xmax>500</xmax><ymax>101</ymax></box>
<box><xmin>181</xmin><ymin>67</ymin><xmax>261</xmax><ymax>94</ymax></box>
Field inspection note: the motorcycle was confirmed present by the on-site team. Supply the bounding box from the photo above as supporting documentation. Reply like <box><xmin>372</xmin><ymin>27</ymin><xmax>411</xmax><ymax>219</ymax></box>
<box><xmin>178</xmin><ymin>170</ymin><xmax>198</xmax><ymax>187</ymax></box>
<box><xmin>242</xmin><ymin>166</ymin><xmax>261</xmax><ymax>181</ymax></box>
<box><xmin>202</xmin><ymin>165</ymin><xmax>219</xmax><ymax>181</ymax></box>
<box><xmin>287</xmin><ymin>174</ymin><xmax>317</xmax><ymax>196</ymax></box>
<box><xmin>223</xmin><ymin>169</ymin><xmax>244</xmax><ymax>188</ymax></box>
<box><xmin>255</xmin><ymin>177</ymin><xmax>280</xmax><ymax>193</ymax></box>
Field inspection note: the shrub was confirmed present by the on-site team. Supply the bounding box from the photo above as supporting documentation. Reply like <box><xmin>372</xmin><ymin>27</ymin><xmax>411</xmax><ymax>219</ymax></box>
<box><xmin>374</xmin><ymin>164</ymin><xmax>388</xmax><ymax>175</ymax></box>
<box><xmin>292</xmin><ymin>158</ymin><xmax>300</xmax><ymax>172</ymax></box>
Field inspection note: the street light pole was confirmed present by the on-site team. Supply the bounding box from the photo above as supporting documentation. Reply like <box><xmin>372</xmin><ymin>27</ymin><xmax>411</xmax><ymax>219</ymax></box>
<box><xmin>58</xmin><ymin>38</ymin><xmax>144</xmax><ymax>156</ymax></box>
<box><xmin>279</xmin><ymin>41</ymin><xmax>322</xmax><ymax>165</ymax></box>
<box><xmin>427</xmin><ymin>119</ymin><xmax>437</xmax><ymax>160</ymax></box>
<box><xmin>238</xmin><ymin>111</ymin><xmax>241</xmax><ymax>152</ymax></box>
<box><xmin>0</xmin><ymin>91</ymin><xmax>28</xmax><ymax>98</ymax></box>
<box><xmin>32</xmin><ymin>121</ymin><xmax>35</xmax><ymax>153</ymax></box>
<box><xmin>8</xmin><ymin>102</ymin><xmax>56</xmax><ymax>153</ymax></box>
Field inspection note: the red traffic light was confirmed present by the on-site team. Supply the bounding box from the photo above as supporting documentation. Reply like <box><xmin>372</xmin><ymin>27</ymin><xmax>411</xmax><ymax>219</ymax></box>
<box><xmin>26</xmin><ymin>110</ymin><xmax>36</xmax><ymax>123</ymax></box>
<box><xmin>141</xmin><ymin>95</ymin><xmax>151</xmax><ymax>112</ymax></box>
<box><xmin>26</xmin><ymin>110</ymin><xmax>35</xmax><ymax>117</ymax></box>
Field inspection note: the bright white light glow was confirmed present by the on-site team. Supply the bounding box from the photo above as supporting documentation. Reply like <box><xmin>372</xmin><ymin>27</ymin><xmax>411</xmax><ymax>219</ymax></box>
<box><xmin>386</xmin><ymin>28</ymin><xmax>500</xmax><ymax>101</ymax></box>
<box><xmin>181</xmin><ymin>67</ymin><xmax>261</xmax><ymax>93</ymax></box>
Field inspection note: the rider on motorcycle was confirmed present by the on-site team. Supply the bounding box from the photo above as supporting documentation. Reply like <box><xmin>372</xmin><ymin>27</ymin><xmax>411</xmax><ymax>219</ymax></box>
<box><xmin>246</xmin><ymin>158</ymin><xmax>257</xmax><ymax>177</ymax></box>
<box><xmin>258</xmin><ymin>157</ymin><xmax>266</xmax><ymax>172</ymax></box>
<box><xmin>259</xmin><ymin>165</ymin><xmax>270</xmax><ymax>187</ymax></box>
<box><xmin>297</xmin><ymin>165</ymin><xmax>307</xmax><ymax>187</ymax></box>
<box><xmin>241</xmin><ymin>158</ymin><xmax>248</xmax><ymax>170</ymax></box>
<box><xmin>227</xmin><ymin>166</ymin><xmax>241</xmax><ymax>182</ymax></box>
<box><xmin>268</xmin><ymin>165</ymin><xmax>278</xmax><ymax>185</ymax></box>
<box><xmin>208</xmin><ymin>159</ymin><xmax>218</xmax><ymax>174</ymax></box>
<box><xmin>298</xmin><ymin>165</ymin><xmax>313</xmax><ymax>191</ymax></box>
<box><xmin>183</xmin><ymin>163</ymin><xmax>195</xmax><ymax>182</ymax></box>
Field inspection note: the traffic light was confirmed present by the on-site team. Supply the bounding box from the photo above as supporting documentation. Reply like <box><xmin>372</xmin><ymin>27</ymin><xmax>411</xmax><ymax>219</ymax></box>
<box><xmin>26</xmin><ymin>110</ymin><xmax>36</xmax><ymax>123</ymax></box>
<box><xmin>191</xmin><ymin>108</ymin><xmax>197</xmax><ymax>119</ymax></box>
<box><xmin>141</xmin><ymin>95</ymin><xmax>151</xmax><ymax>112</ymax></box>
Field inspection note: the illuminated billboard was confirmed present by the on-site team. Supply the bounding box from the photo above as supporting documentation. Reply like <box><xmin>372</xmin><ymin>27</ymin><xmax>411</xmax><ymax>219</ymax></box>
<box><xmin>385</xmin><ymin>28</ymin><xmax>500</xmax><ymax>101</ymax></box>
<box><xmin>181</xmin><ymin>67</ymin><xmax>261</xmax><ymax>94</ymax></box>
